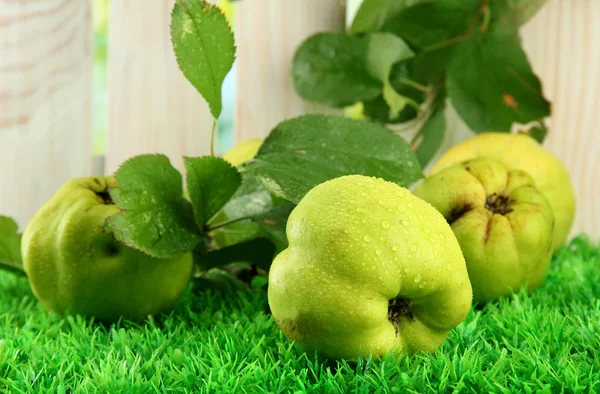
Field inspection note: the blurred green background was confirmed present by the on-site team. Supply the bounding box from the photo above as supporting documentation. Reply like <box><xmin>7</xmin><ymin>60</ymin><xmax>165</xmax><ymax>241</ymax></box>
<box><xmin>92</xmin><ymin>0</ymin><xmax>237</xmax><ymax>156</ymax></box>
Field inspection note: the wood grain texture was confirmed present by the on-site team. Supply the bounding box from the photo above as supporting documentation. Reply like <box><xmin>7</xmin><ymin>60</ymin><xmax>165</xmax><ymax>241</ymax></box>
<box><xmin>0</xmin><ymin>0</ymin><xmax>92</xmax><ymax>228</ymax></box>
<box><xmin>234</xmin><ymin>0</ymin><xmax>346</xmax><ymax>141</ymax></box>
<box><xmin>519</xmin><ymin>0</ymin><xmax>599</xmax><ymax>240</ymax></box>
<box><xmin>104</xmin><ymin>0</ymin><xmax>215</xmax><ymax>174</ymax></box>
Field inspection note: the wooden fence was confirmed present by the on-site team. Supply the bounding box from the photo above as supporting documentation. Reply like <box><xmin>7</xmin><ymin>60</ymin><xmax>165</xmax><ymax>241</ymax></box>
<box><xmin>0</xmin><ymin>0</ymin><xmax>598</xmax><ymax>241</ymax></box>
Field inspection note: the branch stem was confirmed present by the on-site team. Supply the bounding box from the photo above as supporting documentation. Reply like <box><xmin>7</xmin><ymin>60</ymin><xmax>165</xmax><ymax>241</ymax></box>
<box><xmin>394</xmin><ymin>78</ymin><xmax>431</xmax><ymax>94</ymax></box>
<box><xmin>209</xmin><ymin>117</ymin><xmax>217</xmax><ymax>156</ymax></box>
<box><xmin>206</xmin><ymin>215</ymin><xmax>253</xmax><ymax>232</ymax></box>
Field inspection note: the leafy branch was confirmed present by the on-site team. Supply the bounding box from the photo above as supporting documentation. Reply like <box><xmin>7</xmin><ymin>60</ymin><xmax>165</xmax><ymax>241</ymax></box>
<box><xmin>292</xmin><ymin>0</ymin><xmax>552</xmax><ymax>166</ymax></box>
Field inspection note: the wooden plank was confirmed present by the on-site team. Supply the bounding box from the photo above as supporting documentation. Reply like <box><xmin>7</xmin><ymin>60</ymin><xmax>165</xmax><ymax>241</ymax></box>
<box><xmin>234</xmin><ymin>0</ymin><xmax>346</xmax><ymax>141</ymax></box>
<box><xmin>104</xmin><ymin>0</ymin><xmax>215</xmax><ymax>174</ymax></box>
<box><xmin>520</xmin><ymin>0</ymin><xmax>600</xmax><ymax>240</ymax></box>
<box><xmin>0</xmin><ymin>0</ymin><xmax>92</xmax><ymax>228</ymax></box>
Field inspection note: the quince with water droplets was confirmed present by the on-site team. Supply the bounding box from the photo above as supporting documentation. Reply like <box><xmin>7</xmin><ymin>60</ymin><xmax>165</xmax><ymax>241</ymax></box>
<box><xmin>22</xmin><ymin>176</ymin><xmax>194</xmax><ymax>322</ymax></box>
<box><xmin>268</xmin><ymin>175</ymin><xmax>472</xmax><ymax>360</ymax></box>
<box><xmin>414</xmin><ymin>158</ymin><xmax>554</xmax><ymax>303</ymax></box>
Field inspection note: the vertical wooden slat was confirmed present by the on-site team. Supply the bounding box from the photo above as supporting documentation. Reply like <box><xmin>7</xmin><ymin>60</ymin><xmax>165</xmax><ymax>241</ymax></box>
<box><xmin>521</xmin><ymin>0</ymin><xmax>600</xmax><ymax>239</ymax></box>
<box><xmin>234</xmin><ymin>0</ymin><xmax>346</xmax><ymax>141</ymax></box>
<box><xmin>105</xmin><ymin>0</ymin><xmax>215</xmax><ymax>174</ymax></box>
<box><xmin>0</xmin><ymin>0</ymin><xmax>92</xmax><ymax>228</ymax></box>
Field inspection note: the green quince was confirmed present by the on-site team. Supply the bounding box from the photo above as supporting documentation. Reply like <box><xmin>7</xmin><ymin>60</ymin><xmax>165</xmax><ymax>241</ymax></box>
<box><xmin>414</xmin><ymin>158</ymin><xmax>554</xmax><ymax>303</ymax></box>
<box><xmin>268</xmin><ymin>175</ymin><xmax>472</xmax><ymax>360</ymax></box>
<box><xmin>22</xmin><ymin>176</ymin><xmax>193</xmax><ymax>322</ymax></box>
<box><xmin>430</xmin><ymin>132</ymin><xmax>575</xmax><ymax>251</ymax></box>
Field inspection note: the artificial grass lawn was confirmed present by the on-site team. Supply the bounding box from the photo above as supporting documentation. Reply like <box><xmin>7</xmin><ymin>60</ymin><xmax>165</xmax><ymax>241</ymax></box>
<box><xmin>1</xmin><ymin>236</ymin><xmax>599</xmax><ymax>393</ymax></box>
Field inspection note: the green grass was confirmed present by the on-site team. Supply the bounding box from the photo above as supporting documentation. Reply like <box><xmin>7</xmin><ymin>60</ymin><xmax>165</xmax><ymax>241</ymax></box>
<box><xmin>1</xmin><ymin>235</ymin><xmax>599</xmax><ymax>393</ymax></box>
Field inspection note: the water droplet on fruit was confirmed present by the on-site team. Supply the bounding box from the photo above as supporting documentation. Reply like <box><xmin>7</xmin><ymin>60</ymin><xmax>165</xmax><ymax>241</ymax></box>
<box><xmin>414</xmin><ymin>274</ymin><xmax>422</xmax><ymax>283</ymax></box>
<box><xmin>404</xmin><ymin>267</ymin><xmax>410</xmax><ymax>273</ymax></box>
<box><xmin>378</xmin><ymin>200</ymin><xmax>384</xmax><ymax>205</ymax></box>
<box><xmin>430</xmin><ymin>237</ymin><xmax>437</xmax><ymax>244</ymax></box>
<box><xmin>381</xmin><ymin>220</ymin><xmax>390</xmax><ymax>229</ymax></box>
<box><xmin>392</xmin><ymin>244</ymin><xmax>399</xmax><ymax>252</ymax></box>
<box><xmin>346</xmin><ymin>284</ymin><xmax>352</xmax><ymax>290</ymax></box>
<box><xmin>419</xmin><ymin>282</ymin><xmax>426</xmax><ymax>289</ymax></box>
<box><xmin>362</xmin><ymin>192</ymin><xmax>367</xmax><ymax>197</ymax></box>
<box><xmin>402</xmin><ymin>229</ymin><xmax>408</xmax><ymax>235</ymax></box>
<box><xmin>424</xmin><ymin>228</ymin><xmax>431</xmax><ymax>234</ymax></box>
<box><xmin>418</xmin><ymin>214</ymin><xmax>424</xmax><ymax>220</ymax></box>
<box><xmin>363</xmin><ymin>235</ymin><xmax>373</xmax><ymax>243</ymax></box>
<box><xmin>356</xmin><ymin>207</ymin><xmax>363</xmax><ymax>213</ymax></box>
<box><xmin>375</xmin><ymin>249</ymin><xmax>382</xmax><ymax>256</ymax></box>
<box><xmin>410</xmin><ymin>244</ymin><xmax>418</xmax><ymax>252</ymax></box>
<box><xmin>402</xmin><ymin>220</ymin><xmax>409</xmax><ymax>226</ymax></box>
<box><xmin>423</xmin><ymin>261</ymin><xmax>429</xmax><ymax>267</ymax></box>
<box><xmin>397</xmin><ymin>205</ymin><xmax>405</xmax><ymax>212</ymax></box>
<box><xmin>433</xmin><ymin>249</ymin><xmax>439</xmax><ymax>258</ymax></box>
<box><xmin>350</xmin><ymin>199</ymin><xmax>357</xmax><ymax>204</ymax></box>
<box><xmin>440</xmin><ymin>233</ymin><xmax>447</xmax><ymax>240</ymax></box>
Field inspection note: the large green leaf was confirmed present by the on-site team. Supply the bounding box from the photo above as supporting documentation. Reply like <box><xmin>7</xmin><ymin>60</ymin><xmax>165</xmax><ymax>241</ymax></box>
<box><xmin>446</xmin><ymin>19</ymin><xmax>550</xmax><ymax>132</ymax></box>
<box><xmin>104</xmin><ymin>154</ymin><xmax>201</xmax><ymax>259</ymax></box>
<box><xmin>170</xmin><ymin>0</ymin><xmax>235</xmax><ymax>118</ymax></box>
<box><xmin>292</xmin><ymin>33</ymin><xmax>382</xmax><ymax>107</ymax></box>
<box><xmin>244</xmin><ymin>114</ymin><xmax>423</xmax><ymax>204</ymax></box>
<box><xmin>349</xmin><ymin>0</ymin><xmax>424</xmax><ymax>34</ymax></box>
<box><xmin>382</xmin><ymin>0</ymin><xmax>481</xmax><ymax>50</ymax></box>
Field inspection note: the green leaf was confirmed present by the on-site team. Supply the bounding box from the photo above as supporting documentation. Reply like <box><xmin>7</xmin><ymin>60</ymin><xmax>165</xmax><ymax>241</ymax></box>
<box><xmin>365</xmin><ymin>33</ymin><xmax>415</xmax><ymax>119</ymax></box>
<box><xmin>408</xmin><ymin>47</ymin><xmax>456</xmax><ymax>84</ymax></box>
<box><xmin>366</xmin><ymin>33</ymin><xmax>415</xmax><ymax>82</ymax></box>
<box><xmin>184</xmin><ymin>156</ymin><xmax>241</xmax><ymax>230</ymax></box>
<box><xmin>221</xmin><ymin>175</ymin><xmax>274</xmax><ymax>220</ymax></box>
<box><xmin>350</xmin><ymin>0</ymin><xmax>424</xmax><ymax>34</ymax></box>
<box><xmin>510</xmin><ymin>0</ymin><xmax>548</xmax><ymax>26</ymax></box>
<box><xmin>170</xmin><ymin>0</ymin><xmax>235</xmax><ymax>119</ymax></box>
<box><xmin>292</xmin><ymin>33</ymin><xmax>382</xmax><ymax>107</ymax></box>
<box><xmin>446</xmin><ymin>19</ymin><xmax>551</xmax><ymax>132</ymax></box>
<box><xmin>0</xmin><ymin>216</ymin><xmax>24</xmax><ymax>274</ymax></box>
<box><xmin>382</xmin><ymin>0</ymin><xmax>481</xmax><ymax>50</ymax></box>
<box><xmin>253</xmin><ymin>203</ymin><xmax>295</xmax><ymax>252</ymax></box>
<box><xmin>382</xmin><ymin>81</ymin><xmax>409</xmax><ymax>119</ymax></box>
<box><xmin>524</xmin><ymin>123</ymin><xmax>548</xmax><ymax>143</ymax></box>
<box><xmin>244</xmin><ymin>114</ymin><xmax>423</xmax><ymax>204</ymax></box>
<box><xmin>210</xmin><ymin>175</ymin><xmax>274</xmax><ymax>247</ymax></box>
<box><xmin>414</xmin><ymin>104</ymin><xmax>446</xmax><ymax>167</ymax></box>
<box><xmin>197</xmin><ymin>238</ymin><xmax>276</xmax><ymax>272</ymax></box>
<box><xmin>104</xmin><ymin>154</ymin><xmax>201</xmax><ymax>259</ymax></box>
